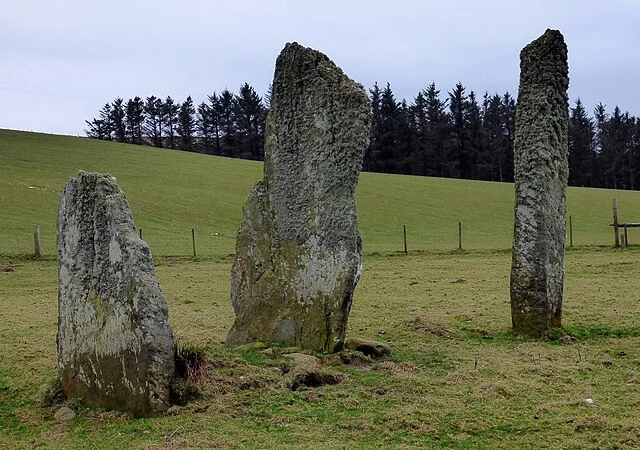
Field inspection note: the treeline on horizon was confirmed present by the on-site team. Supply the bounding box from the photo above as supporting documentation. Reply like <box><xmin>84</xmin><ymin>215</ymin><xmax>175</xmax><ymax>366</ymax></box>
<box><xmin>85</xmin><ymin>81</ymin><xmax>640</xmax><ymax>190</ymax></box>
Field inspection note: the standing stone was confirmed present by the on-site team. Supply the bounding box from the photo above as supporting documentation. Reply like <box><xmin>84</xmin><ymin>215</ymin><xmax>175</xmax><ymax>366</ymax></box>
<box><xmin>510</xmin><ymin>29</ymin><xmax>569</xmax><ymax>337</ymax></box>
<box><xmin>227</xmin><ymin>42</ymin><xmax>371</xmax><ymax>352</ymax></box>
<box><xmin>57</xmin><ymin>172</ymin><xmax>174</xmax><ymax>416</ymax></box>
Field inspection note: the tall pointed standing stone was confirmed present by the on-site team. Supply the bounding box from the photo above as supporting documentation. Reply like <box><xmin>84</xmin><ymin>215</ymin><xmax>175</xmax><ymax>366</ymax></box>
<box><xmin>57</xmin><ymin>172</ymin><xmax>174</xmax><ymax>416</ymax></box>
<box><xmin>227</xmin><ymin>42</ymin><xmax>371</xmax><ymax>352</ymax></box>
<box><xmin>510</xmin><ymin>29</ymin><xmax>569</xmax><ymax>337</ymax></box>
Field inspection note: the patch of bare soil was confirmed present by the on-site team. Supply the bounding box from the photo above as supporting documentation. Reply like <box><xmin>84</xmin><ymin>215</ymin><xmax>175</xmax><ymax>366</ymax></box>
<box><xmin>403</xmin><ymin>316</ymin><xmax>455</xmax><ymax>338</ymax></box>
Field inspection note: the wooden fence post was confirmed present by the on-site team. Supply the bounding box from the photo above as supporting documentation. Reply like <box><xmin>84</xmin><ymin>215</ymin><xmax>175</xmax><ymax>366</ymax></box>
<box><xmin>139</xmin><ymin>228</ymin><xmax>143</xmax><ymax>240</ymax></box>
<box><xmin>403</xmin><ymin>225</ymin><xmax>407</xmax><ymax>254</ymax></box>
<box><xmin>613</xmin><ymin>198</ymin><xmax>620</xmax><ymax>247</ymax></box>
<box><xmin>458</xmin><ymin>221</ymin><xmax>462</xmax><ymax>250</ymax></box>
<box><xmin>192</xmin><ymin>228</ymin><xmax>197</xmax><ymax>258</ymax></box>
<box><xmin>33</xmin><ymin>225</ymin><xmax>41</xmax><ymax>259</ymax></box>
<box><xmin>569</xmin><ymin>215</ymin><xmax>573</xmax><ymax>248</ymax></box>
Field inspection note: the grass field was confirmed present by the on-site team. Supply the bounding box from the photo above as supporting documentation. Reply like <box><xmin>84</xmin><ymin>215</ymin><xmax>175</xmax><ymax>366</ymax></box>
<box><xmin>2</xmin><ymin>250</ymin><xmax>640</xmax><ymax>449</ymax></box>
<box><xmin>3</xmin><ymin>129</ymin><xmax>640</xmax><ymax>257</ymax></box>
<box><xmin>3</xmin><ymin>129</ymin><xmax>640</xmax><ymax>448</ymax></box>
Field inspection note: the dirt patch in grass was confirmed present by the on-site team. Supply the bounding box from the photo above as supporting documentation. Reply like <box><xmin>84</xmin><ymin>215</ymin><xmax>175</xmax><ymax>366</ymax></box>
<box><xmin>287</xmin><ymin>369</ymin><xmax>344</xmax><ymax>391</ymax></box>
<box><xmin>403</xmin><ymin>316</ymin><xmax>456</xmax><ymax>338</ymax></box>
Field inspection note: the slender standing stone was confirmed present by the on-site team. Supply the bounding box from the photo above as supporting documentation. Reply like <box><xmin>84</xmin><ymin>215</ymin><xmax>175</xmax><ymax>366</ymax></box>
<box><xmin>227</xmin><ymin>42</ymin><xmax>371</xmax><ymax>352</ymax></box>
<box><xmin>57</xmin><ymin>172</ymin><xmax>174</xmax><ymax>416</ymax></box>
<box><xmin>510</xmin><ymin>29</ymin><xmax>569</xmax><ymax>337</ymax></box>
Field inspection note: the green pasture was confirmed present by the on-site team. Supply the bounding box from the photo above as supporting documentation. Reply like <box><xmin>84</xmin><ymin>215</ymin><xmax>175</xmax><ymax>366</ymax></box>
<box><xmin>2</xmin><ymin>129</ymin><xmax>640</xmax><ymax>257</ymax></box>
<box><xmin>3</xmin><ymin>129</ymin><xmax>640</xmax><ymax>448</ymax></box>
<box><xmin>2</xmin><ymin>250</ymin><xmax>640</xmax><ymax>448</ymax></box>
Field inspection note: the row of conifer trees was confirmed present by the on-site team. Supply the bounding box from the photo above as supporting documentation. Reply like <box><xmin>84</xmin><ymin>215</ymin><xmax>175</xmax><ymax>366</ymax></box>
<box><xmin>85</xmin><ymin>81</ymin><xmax>640</xmax><ymax>190</ymax></box>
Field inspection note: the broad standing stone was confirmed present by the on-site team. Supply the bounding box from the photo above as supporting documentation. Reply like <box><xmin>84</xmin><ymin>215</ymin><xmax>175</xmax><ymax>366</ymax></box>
<box><xmin>57</xmin><ymin>172</ymin><xmax>174</xmax><ymax>416</ymax></box>
<box><xmin>227</xmin><ymin>42</ymin><xmax>371</xmax><ymax>352</ymax></box>
<box><xmin>510</xmin><ymin>29</ymin><xmax>569</xmax><ymax>337</ymax></box>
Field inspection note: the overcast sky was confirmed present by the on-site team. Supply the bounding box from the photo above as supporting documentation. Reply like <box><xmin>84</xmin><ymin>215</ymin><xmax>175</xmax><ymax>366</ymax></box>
<box><xmin>2</xmin><ymin>0</ymin><xmax>639</xmax><ymax>136</ymax></box>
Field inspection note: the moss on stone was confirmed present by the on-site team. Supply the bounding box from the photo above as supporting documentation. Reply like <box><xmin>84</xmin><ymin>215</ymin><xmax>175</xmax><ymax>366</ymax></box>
<box><xmin>227</xmin><ymin>43</ymin><xmax>369</xmax><ymax>353</ymax></box>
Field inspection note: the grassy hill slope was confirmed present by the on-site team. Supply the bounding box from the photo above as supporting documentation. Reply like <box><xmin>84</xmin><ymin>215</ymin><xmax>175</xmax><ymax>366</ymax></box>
<box><xmin>1</xmin><ymin>129</ymin><xmax>639</xmax><ymax>256</ymax></box>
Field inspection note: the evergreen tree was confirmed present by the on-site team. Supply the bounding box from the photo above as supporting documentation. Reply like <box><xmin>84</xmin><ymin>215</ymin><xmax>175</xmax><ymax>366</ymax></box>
<box><xmin>125</xmin><ymin>96</ymin><xmax>145</xmax><ymax>144</ymax></box>
<box><xmin>396</xmin><ymin>99</ymin><xmax>414</xmax><ymax>173</ymax></box>
<box><xmin>110</xmin><ymin>98</ymin><xmax>127</xmax><ymax>143</ymax></box>
<box><xmin>479</xmin><ymin>93</ymin><xmax>503</xmax><ymax>181</ymax></box>
<box><xmin>144</xmin><ymin>96</ymin><xmax>163</xmax><ymax>147</ymax></box>
<box><xmin>448</xmin><ymin>82</ymin><xmax>473</xmax><ymax>179</ymax></box>
<box><xmin>499</xmin><ymin>92</ymin><xmax>516</xmax><ymax>182</ymax></box>
<box><xmin>377</xmin><ymin>82</ymin><xmax>401</xmax><ymax>173</ymax></box>
<box><xmin>208</xmin><ymin>93</ymin><xmax>223</xmax><ymax>155</ymax></box>
<box><xmin>162</xmin><ymin>96</ymin><xmax>179</xmax><ymax>149</ymax></box>
<box><xmin>423</xmin><ymin>83</ymin><xmax>450</xmax><ymax>177</ymax></box>
<box><xmin>607</xmin><ymin>107</ymin><xmax>634</xmax><ymax>189</ymax></box>
<box><xmin>85</xmin><ymin>102</ymin><xmax>113</xmax><ymax>140</ymax></box>
<box><xmin>568</xmin><ymin>99</ymin><xmax>595</xmax><ymax>187</ymax></box>
<box><xmin>594</xmin><ymin>103</ymin><xmax>615</xmax><ymax>188</ymax></box>
<box><xmin>466</xmin><ymin>91</ymin><xmax>483</xmax><ymax>180</ymax></box>
<box><xmin>84</xmin><ymin>118</ymin><xmax>110</xmax><ymax>140</ymax></box>
<box><xmin>176</xmin><ymin>96</ymin><xmax>196</xmax><ymax>151</ymax></box>
<box><xmin>196</xmin><ymin>101</ymin><xmax>212</xmax><ymax>154</ymax></box>
<box><xmin>235</xmin><ymin>83</ymin><xmax>266</xmax><ymax>160</ymax></box>
<box><xmin>219</xmin><ymin>89</ymin><xmax>237</xmax><ymax>156</ymax></box>
<box><xmin>364</xmin><ymin>83</ymin><xmax>382</xmax><ymax>171</ymax></box>
<box><xmin>408</xmin><ymin>91</ymin><xmax>429</xmax><ymax>175</ymax></box>
<box><xmin>99</xmin><ymin>103</ymin><xmax>114</xmax><ymax>140</ymax></box>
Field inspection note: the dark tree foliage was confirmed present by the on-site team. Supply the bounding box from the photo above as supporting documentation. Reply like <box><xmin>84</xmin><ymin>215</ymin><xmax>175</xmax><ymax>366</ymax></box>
<box><xmin>196</xmin><ymin>101</ymin><xmax>212</xmax><ymax>154</ymax></box>
<box><xmin>177</xmin><ymin>96</ymin><xmax>196</xmax><ymax>152</ymax></box>
<box><xmin>448</xmin><ymin>83</ymin><xmax>481</xmax><ymax>179</ymax></box>
<box><xmin>218</xmin><ymin>89</ymin><xmax>236</xmax><ymax>157</ymax></box>
<box><xmin>207</xmin><ymin>92</ymin><xmax>223</xmax><ymax>155</ymax></box>
<box><xmin>363</xmin><ymin>83</ymin><xmax>382</xmax><ymax>172</ymax></box>
<box><xmin>466</xmin><ymin>91</ymin><xmax>484</xmax><ymax>180</ymax></box>
<box><xmin>377</xmin><ymin>83</ymin><xmax>402</xmax><ymax>173</ymax></box>
<box><xmin>125</xmin><ymin>97</ymin><xmax>145</xmax><ymax>145</ymax></box>
<box><xmin>408</xmin><ymin>90</ymin><xmax>428</xmax><ymax>175</ymax></box>
<box><xmin>235</xmin><ymin>83</ymin><xmax>266</xmax><ymax>160</ymax></box>
<box><xmin>423</xmin><ymin>83</ymin><xmax>451</xmax><ymax>178</ymax></box>
<box><xmin>84</xmin><ymin>81</ymin><xmax>640</xmax><ymax>190</ymax></box>
<box><xmin>568</xmin><ymin>99</ymin><xmax>595</xmax><ymax>187</ymax></box>
<box><xmin>499</xmin><ymin>92</ymin><xmax>516</xmax><ymax>182</ymax></box>
<box><xmin>144</xmin><ymin>96</ymin><xmax>163</xmax><ymax>147</ymax></box>
<box><xmin>85</xmin><ymin>102</ymin><xmax>111</xmax><ymax>140</ymax></box>
<box><xmin>163</xmin><ymin>96</ymin><xmax>179</xmax><ymax>149</ymax></box>
<box><xmin>110</xmin><ymin>98</ymin><xmax>127</xmax><ymax>143</ymax></box>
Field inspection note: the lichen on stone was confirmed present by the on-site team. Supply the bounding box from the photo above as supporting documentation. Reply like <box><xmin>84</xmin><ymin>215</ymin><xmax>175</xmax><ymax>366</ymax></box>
<box><xmin>57</xmin><ymin>171</ymin><xmax>174</xmax><ymax>416</ymax></box>
<box><xmin>227</xmin><ymin>43</ymin><xmax>371</xmax><ymax>352</ymax></box>
<box><xmin>510</xmin><ymin>29</ymin><xmax>569</xmax><ymax>337</ymax></box>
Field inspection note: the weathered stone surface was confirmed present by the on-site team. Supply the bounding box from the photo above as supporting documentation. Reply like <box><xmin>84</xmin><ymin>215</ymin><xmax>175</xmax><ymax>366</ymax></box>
<box><xmin>57</xmin><ymin>172</ymin><xmax>174</xmax><ymax>416</ymax></box>
<box><xmin>227</xmin><ymin>42</ymin><xmax>371</xmax><ymax>352</ymax></box>
<box><xmin>510</xmin><ymin>29</ymin><xmax>569</xmax><ymax>337</ymax></box>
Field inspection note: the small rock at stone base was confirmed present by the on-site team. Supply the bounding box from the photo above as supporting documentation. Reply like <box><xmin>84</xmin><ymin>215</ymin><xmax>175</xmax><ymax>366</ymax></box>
<box><xmin>54</xmin><ymin>407</ymin><xmax>76</xmax><ymax>422</ymax></box>
<box><xmin>260</xmin><ymin>348</ymin><xmax>276</xmax><ymax>357</ymax></box>
<box><xmin>285</xmin><ymin>353</ymin><xmax>321</xmax><ymax>368</ymax></box>
<box><xmin>344</xmin><ymin>338</ymin><xmax>392</xmax><ymax>357</ymax></box>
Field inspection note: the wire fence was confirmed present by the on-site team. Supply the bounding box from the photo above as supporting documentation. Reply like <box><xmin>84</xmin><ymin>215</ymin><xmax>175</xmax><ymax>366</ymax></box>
<box><xmin>5</xmin><ymin>218</ymin><xmax>626</xmax><ymax>261</ymax></box>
